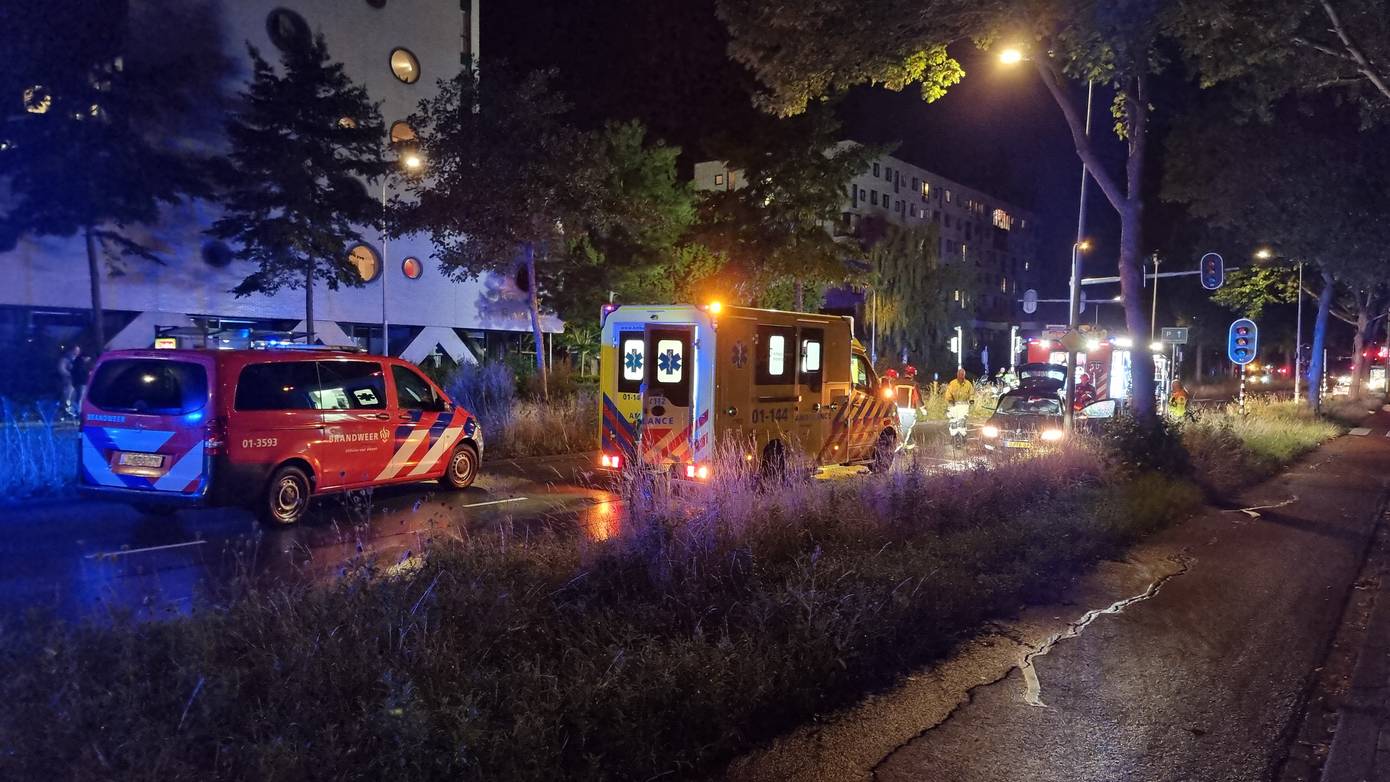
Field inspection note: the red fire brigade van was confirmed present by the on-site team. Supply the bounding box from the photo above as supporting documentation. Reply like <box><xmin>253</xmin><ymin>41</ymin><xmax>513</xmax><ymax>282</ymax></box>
<box><xmin>79</xmin><ymin>346</ymin><xmax>483</xmax><ymax>524</ymax></box>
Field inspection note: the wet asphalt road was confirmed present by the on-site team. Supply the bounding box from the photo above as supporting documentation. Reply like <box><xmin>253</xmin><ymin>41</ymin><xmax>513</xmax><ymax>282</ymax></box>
<box><xmin>730</xmin><ymin>411</ymin><xmax>1390</xmax><ymax>782</ymax></box>
<box><xmin>0</xmin><ymin>452</ymin><xmax>616</xmax><ymax>621</ymax></box>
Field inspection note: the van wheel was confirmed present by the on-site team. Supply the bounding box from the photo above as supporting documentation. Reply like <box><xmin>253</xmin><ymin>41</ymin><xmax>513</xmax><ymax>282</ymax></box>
<box><xmin>262</xmin><ymin>465</ymin><xmax>311</xmax><ymax>526</ymax></box>
<box><xmin>869</xmin><ymin>430</ymin><xmax>897</xmax><ymax>473</ymax></box>
<box><xmin>760</xmin><ymin>441</ymin><xmax>787</xmax><ymax>481</ymax></box>
<box><xmin>440</xmin><ymin>443</ymin><xmax>479</xmax><ymax>490</ymax></box>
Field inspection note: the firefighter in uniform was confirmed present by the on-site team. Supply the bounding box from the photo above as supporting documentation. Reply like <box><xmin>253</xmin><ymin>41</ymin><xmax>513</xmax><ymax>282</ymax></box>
<box><xmin>1168</xmin><ymin>379</ymin><xmax>1190</xmax><ymax>420</ymax></box>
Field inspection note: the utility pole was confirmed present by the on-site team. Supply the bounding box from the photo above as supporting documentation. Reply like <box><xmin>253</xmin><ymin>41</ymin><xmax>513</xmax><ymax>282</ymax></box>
<box><xmin>1149</xmin><ymin>253</ymin><xmax>1160</xmax><ymax>343</ymax></box>
<box><xmin>1294</xmin><ymin>262</ymin><xmax>1304</xmax><ymax>404</ymax></box>
<box><xmin>1062</xmin><ymin>80</ymin><xmax>1094</xmax><ymax>436</ymax></box>
<box><xmin>380</xmin><ymin>179</ymin><xmax>390</xmax><ymax>354</ymax></box>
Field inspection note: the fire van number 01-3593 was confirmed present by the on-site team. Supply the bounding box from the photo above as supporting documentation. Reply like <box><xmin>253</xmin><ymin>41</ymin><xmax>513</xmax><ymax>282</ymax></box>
<box><xmin>241</xmin><ymin>437</ymin><xmax>279</xmax><ymax>449</ymax></box>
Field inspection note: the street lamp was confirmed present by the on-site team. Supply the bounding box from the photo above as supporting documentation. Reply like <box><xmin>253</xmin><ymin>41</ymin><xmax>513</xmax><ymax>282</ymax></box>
<box><xmin>1001</xmin><ymin>44</ymin><xmax>1094</xmax><ymax>433</ymax></box>
<box><xmin>1253</xmin><ymin>247</ymin><xmax>1304</xmax><ymax>402</ymax></box>
<box><xmin>381</xmin><ymin>151</ymin><xmax>425</xmax><ymax>354</ymax></box>
<box><xmin>1255</xmin><ymin>247</ymin><xmax>1274</xmax><ymax>260</ymax></box>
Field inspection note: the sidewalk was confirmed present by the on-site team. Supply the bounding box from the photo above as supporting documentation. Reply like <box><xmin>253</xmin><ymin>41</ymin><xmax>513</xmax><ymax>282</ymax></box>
<box><xmin>1322</xmin><ymin>509</ymin><xmax>1390</xmax><ymax>782</ymax></box>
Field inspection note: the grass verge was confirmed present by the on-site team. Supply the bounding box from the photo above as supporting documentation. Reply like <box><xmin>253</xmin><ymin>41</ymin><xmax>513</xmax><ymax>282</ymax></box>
<box><xmin>0</xmin><ymin>403</ymin><xmax>1344</xmax><ymax>780</ymax></box>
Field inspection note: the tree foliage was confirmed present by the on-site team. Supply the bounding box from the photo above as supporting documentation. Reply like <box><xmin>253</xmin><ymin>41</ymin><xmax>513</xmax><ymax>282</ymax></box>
<box><xmin>1209</xmin><ymin>266</ymin><xmax>1299</xmax><ymax>319</ymax></box>
<box><xmin>693</xmin><ymin>110</ymin><xmax>877</xmax><ymax>308</ymax></box>
<box><xmin>866</xmin><ymin>221</ymin><xmax>974</xmax><ymax>367</ymax></box>
<box><xmin>0</xmin><ymin>0</ymin><xmax>226</xmax><ymax>346</ymax></box>
<box><xmin>210</xmin><ymin>36</ymin><xmax>385</xmax><ymax>339</ymax></box>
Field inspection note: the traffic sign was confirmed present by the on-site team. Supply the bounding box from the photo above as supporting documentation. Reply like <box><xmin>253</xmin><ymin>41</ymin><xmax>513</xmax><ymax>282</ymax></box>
<box><xmin>1200</xmin><ymin>252</ymin><xmax>1224</xmax><ymax>290</ymax></box>
<box><xmin>1228</xmin><ymin>318</ymin><xmax>1257</xmax><ymax>364</ymax></box>
<box><xmin>1022</xmin><ymin>289</ymin><xmax>1038</xmax><ymax>315</ymax></box>
<box><xmin>1160</xmin><ymin>327</ymin><xmax>1188</xmax><ymax>345</ymax></box>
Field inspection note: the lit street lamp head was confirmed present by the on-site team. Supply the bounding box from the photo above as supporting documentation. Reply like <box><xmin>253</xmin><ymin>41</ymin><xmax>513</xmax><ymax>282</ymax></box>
<box><xmin>999</xmin><ymin>47</ymin><xmax>1025</xmax><ymax>65</ymax></box>
<box><xmin>403</xmin><ymin>154</ymin><xmax>423</xmax><ymax>171</ymax></box>
<box><xmin>1076</xmin><ymin>239</ymin><xmax>1092</xmax><ymax>252</ymax></box>
<box><xmin>1254</xmin><ymin>248</ymin><xmax>1273</xmax><ymax>260</ymax></box>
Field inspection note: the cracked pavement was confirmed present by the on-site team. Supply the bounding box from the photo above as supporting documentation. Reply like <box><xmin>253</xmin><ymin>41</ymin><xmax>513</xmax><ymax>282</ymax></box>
<box><xmin>729</xmin><ymin>411</ymin><xmax>1390</xmax><ymax>782</ymax></box>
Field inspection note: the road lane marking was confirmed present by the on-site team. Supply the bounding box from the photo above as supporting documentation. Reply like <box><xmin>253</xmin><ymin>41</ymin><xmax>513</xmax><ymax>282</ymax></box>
<box><xmin>1350</xmin><ymin>427</ymin><xmax>1372</xmax><ymax>436</ymax></box>
<box><xmin>1226</xmin><ymin>495</ymin><xmax>1299</xmax><ymax>518</ymax></box>
<box><xmin>85</xmin><ymin>539</ymin><xmax>206</xmax><ymax>559</ymax></box>
<box><xmin>459</xmin><ymin>497</ymin><xmax>528</xmax><ymax>509</ymax></box>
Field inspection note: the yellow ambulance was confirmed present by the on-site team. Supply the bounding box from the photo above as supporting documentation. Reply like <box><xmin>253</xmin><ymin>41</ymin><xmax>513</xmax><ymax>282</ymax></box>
<box><xmin>597</xmin><ymin>303</ymin><xmax>901</xmax><ymax>478</ymax></box>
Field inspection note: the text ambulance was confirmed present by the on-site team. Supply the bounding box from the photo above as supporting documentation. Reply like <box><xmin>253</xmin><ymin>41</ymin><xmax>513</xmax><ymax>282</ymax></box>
<box><xmin>79</xmin><ymin>346</ymin><xmax>482</xmax><ymax>524</ymax></box>
<box><xmin>598</xmin><ymin>304</ymin><xmax>900</xmax><ymax>478</ymax></box>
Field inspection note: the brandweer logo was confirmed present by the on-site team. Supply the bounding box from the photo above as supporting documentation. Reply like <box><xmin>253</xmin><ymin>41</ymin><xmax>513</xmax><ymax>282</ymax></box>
<box><xmin>329</xmin><ymin>430</ymin><xmax>386</xmax><ymax>444</ymax></box>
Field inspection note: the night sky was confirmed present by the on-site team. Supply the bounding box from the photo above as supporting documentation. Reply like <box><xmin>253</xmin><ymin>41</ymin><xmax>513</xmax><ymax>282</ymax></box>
<box><xmin>487</xmin><ymin>1</ymin><xmax>1133</xmax><ymax>316</ymax></box>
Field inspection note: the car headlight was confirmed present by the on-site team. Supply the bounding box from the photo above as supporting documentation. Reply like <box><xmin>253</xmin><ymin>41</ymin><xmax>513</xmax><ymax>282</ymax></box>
<box><xmin>982</xmin><ymin>424</ymin><xmax>1000</xmax><ymax>438</ymax></box>
<box><xmin>1040</xmin><ymin>428</ymin><xmax>1064</xmax><ymax>442</ymax></box>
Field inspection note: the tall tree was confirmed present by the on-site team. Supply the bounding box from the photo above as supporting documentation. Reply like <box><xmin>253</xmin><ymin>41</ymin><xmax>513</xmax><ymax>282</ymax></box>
<box><xmin>865</xmin><ymin>220</ymin><xmax>974</xmax><ymax>368</ymax></box>
<box><xmin>210</xmin><ymin>36</ymin><xmax>384</xmax><ymax>343</ymax></box>
<box><xmin>717</xmin><ymin>0</ymin><xmax>1169</xmax><ymax>417</ymax></box>
<box><xmin>0</xmin><ymin>0</ymin><xmax>225</xmax><ymax>348</ymax></box>
<box><xmin>397</xmin><ymin>63</ymin><xmax>693</xmax><ymax>397</ymax></box>
<box><xmin>694</xmin><ymin>110</ymin><xmax>878</xmax><ymax>309</ymax></box>
<box><xmin>1163</xmin><ymin>98</ymin><xmax>1390</xmax><ymax>406</ymax></box>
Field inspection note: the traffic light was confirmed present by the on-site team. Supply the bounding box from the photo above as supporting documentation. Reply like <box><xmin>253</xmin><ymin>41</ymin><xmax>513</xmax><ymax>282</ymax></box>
<box><xmin>1200</xmin><ymin>252</ymin><xmax>1224</xmax><ymax>290</ymax></box>
<box><xmin>1228</xmin><ymin>318</ymin><xmax>1257</xmax><ymax>365</ymax></box>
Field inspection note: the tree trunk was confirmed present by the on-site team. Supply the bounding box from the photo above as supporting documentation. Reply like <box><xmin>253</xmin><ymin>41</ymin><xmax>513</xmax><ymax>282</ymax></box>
<box><xmin>525</xmin><ymin>243</ymin><xmax>548</xmax><ymax>400</ymax></box>
<box><xmin>84</xmin><ymin>225</ymin><xmax>106</xmax><ymax>349</ymax></box>
<box><xmin>1118</xmin><ymin>211</ymin><xmax>1154</xmax><ymax>418</ymax></box>
<box><xmin>794</xmin><ymin>281</ymin><xmax>805</xmax><ymax>311</ymax></box>
<box><xmin>1350</xmin><ymin>299</ymin><xmax>1369</xmax><ymax>400</ymax></box>
<box><xmin>1306</xmin><ymin>270</ymin><xmax>1335</xmax><ymax>411</ymax></box>
<box><xmin>304</xmin><ymin>260</ymin><xmax>316</xmax><ymax>343</ymax></box>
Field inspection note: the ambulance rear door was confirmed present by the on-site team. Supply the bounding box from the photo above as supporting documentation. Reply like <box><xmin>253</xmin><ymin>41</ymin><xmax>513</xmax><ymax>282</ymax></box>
<box><xmin>640</xmin><ymin>326</ymin><xmax>695</xmax><ymax>468</ymax></box>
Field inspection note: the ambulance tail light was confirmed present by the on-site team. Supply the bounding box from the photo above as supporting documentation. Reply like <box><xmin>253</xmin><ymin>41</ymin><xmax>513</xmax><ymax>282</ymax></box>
<box><xmin>205</xmin><ymin>415</ymin><xmax>229</xmax><ymax>454</ymax></box>
<box><xmin>685</xmin><ymin>463</ymin><xmax>711</xmax><ymax>481</ymax></box>
<box><xmin>600</xmin><ymin>453</ymin><xmax>623</xmax><ymax>470</ymax></box>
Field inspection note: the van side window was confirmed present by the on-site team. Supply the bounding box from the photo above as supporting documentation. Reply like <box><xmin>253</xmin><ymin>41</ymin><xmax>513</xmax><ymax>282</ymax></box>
<box><xmin>618</xmin><ymin>330</ymin><xmax>643</xmax><ymax>394</ymax></box>
<box><xmin>851</xmin><ymin>354</ymin><xmax>875</xmax><ymax>392</ymax></box>
<box><xmin>392</xmin><ymin>365</ymin><xmax>447</xmax><ymax>411</ymax></box>
<box><xmin>756</xmin><ymin>325</ymin><xmax>795</xmax><ymax>385</ymax></box>
<box><xmin>235</xmin><ymin>361</ymin><xmax>320</xmax><ymax>410</ymax></box>
<box><xmin>314</xmin><ymin>361</ymin><xmax>387</xmax><ymax>410</ymax></box>
<box><xmin>799</xmin><ymin>328</ymin><xmax>823</xmax><ymax>392</ymax></box>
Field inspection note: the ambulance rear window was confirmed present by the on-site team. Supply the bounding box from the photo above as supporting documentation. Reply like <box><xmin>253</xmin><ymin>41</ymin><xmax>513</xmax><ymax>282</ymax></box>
<box><xmin>618</xmin><ymin>331</ymin><xmax>643</xmax><ymax>393</ymax></box>
<box><xmin>88</xmin><ymin>359</ymin><xmax>208</xmax><ymax>415</ymax></box>
<box><xmin>799</xmin><ymin>328</ymin><xmax>824</xmax><ymax>392</ymax></box>
<box><xmin>756</xmin><ymin>325</ymin><xmax>795</xmax><ymax>385</ymax></box>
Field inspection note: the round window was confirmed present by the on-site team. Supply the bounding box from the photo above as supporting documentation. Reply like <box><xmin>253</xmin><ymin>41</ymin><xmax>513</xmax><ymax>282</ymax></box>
<box><xmin>23</xmin><ymin>85</ymin><xmax>51</xmax><ymax>115</ymax></box>
<box><xmin>390</xmin><ymin>48</ymin><xmax>421</xmax><ymax>84</ymax></box>
<box><xmin>389</xmin><ymin>120</ymin><xmax>416</xmax><ymax>144</ymax></box>
<box><xmin>348</xmin><ymin>243</ymin><xmax>381</xmax><ymax>282</ymax></box>
<box><xmin>201</xmin><ymin>240</ymin><xmax>233</xmax><ymax>268</ymax></box>
<box><xmin>266</xmin><ymin>8</ymin><xmax>310</xmax><ymax>52</ymax></box>
<box><xmin>402</xmin><ymin>257</ymin><xmax>423</xmax><ymax>280</ymax></box>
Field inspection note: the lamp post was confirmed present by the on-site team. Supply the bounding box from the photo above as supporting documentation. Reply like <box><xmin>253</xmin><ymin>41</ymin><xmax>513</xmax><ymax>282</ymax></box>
<box><xmin>1002</xmin><ymin>46</ymin><xmax>1092</xmax><ymax>434</ymax></box>
<box><xmin>380</xmin><ymin>152</ymin><xmax>424</xmax><ymax>355</ymax></box>
<box><xmin>1255</xmin><ymin>247</ymin><xmax>1304</xmax><ymax>403</ymax></box>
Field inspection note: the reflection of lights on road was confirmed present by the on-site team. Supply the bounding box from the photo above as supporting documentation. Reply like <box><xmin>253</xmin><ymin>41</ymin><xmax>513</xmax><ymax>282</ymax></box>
<box><xmin>587</xmin><ymin>500</ymin><xmax>617</xmax><ymax>542</ymax></box>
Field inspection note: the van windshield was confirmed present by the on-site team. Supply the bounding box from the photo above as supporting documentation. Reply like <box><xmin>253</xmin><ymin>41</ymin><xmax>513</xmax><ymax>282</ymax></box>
<box><xmin>88</xmin><ymin>359</ymin><xmax>209</xmax><ymax>415</ymax></box>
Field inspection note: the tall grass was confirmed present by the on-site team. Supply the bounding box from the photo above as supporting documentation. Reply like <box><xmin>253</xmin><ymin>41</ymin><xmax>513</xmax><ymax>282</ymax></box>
<box><xmin>1182</xmin><ymin>396</ymin><xmax>1341</xmax><ymax>494</ymax></box>
<box><xmin>0</xmin><ymin>398</ymin><xmax>75</xmax><ymax>501</ymax></box>
<box><xmin>443</xmin><ymin>362</ymin><xmax>595</xmax><ymax>458</ymax></box>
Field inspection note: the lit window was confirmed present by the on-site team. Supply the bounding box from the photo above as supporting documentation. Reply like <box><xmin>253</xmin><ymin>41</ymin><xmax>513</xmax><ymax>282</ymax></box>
<box><xmin>23</xmin><ymin>85</ymin><xmax>51</xmax><ymax>114</ymax></box>
<box><xmin>801</xmin><ymin>339</ymin><xmax>821</xmax><ymax>372</ymax></box>
<box><xmin>402</xmin><ymin>257</ymin><xmax>423</xmax><ymax>279</ymax></box>
<box><xmin>945</xmin><ymin>190</ymin><xmax>953</xmax><ymax>203</ymax></box>
<box><xmin>714</xmin><ymin>173</ymin><xmax>725</xmax><ymax>186</ymax></box>
<box><xmin>954</xmin><ymin>289</ymin><xmax>960</xmax><ymax>301</ymax></box>
<box><xmin>655</xmin><ymin>339</ymin><xmax>683</xmax><ymax>383</ymax></box>
<box><xmin>993</xmin><ymin>208</ymin><xmax>1012</xmax><ymax>230</ymax></box>
<box><xmin>622</xmin><ymin>338</ymin><xmax>645</xmax><ymax>382</ymax></box>
<box><xmin>390</xmin><ymin>48</ymin><xmax>421</xmax><ymax>84</ymax></box>
<box><xmin>266</xmin><ymin>8</ymin><xmax>310</xmax><ymax>52</ymax></box>
<box><xmin>348</xmin><ymin>243</ymin><xmax>381</xmax><ymax>282</ymax></box>
<box><xmin>389</xmin><ymin>121</ymin><xmax>416</xmax><ymax>144</ymax></box>
<box><xmin>1000</xmin><ymin>277</ymin><xmax>1007</xmax><ymax>292</ymax></box>
<box><xmin>768</xmin><ymin>334</ymin><xmax>786</xmax><ymax>376</ymax></box>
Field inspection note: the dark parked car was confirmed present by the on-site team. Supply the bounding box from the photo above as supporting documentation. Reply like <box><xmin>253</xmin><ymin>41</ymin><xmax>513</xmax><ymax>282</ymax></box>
<box><xmin>981</xmin><ymin>363</ymin><xmax>1116</xmax><ymax>452</ymax></box>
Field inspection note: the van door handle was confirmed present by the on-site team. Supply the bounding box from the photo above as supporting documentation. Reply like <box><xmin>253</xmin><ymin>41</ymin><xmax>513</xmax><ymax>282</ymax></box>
<box><xmin>372</xmin><ymin>413</ymin><xmax>391</xmax><ymax>421</ymax></box>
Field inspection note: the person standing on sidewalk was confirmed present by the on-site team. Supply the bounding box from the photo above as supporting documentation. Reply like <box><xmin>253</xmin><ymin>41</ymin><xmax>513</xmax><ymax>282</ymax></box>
<box><xmin>58</xmin><ymin>344</ymin><xmax>81</xmax><ymax>417</ymax></box>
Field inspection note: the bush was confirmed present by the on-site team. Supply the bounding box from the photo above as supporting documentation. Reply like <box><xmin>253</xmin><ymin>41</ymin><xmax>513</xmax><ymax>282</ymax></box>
<box><xmin>442</xmin><ymin>361</ymin><xmax>595</xmax><ymax>458</ymax></box>
<box><xmin>1098</xmin><ymin>413</ymin><xmax>1190</xmax><ymax>477</ymax></box>
<box><xmin>1181</xmin><ymin>397</ymin><xmax>1340</xmax><ymax>493</ymax></box>
<box><xmin>0</xmin><ymin>398</ymin><xmax>75</xmax><ymax>501</ymax></box>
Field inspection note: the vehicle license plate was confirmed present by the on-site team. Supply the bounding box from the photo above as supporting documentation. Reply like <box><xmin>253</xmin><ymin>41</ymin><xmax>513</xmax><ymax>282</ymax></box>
<box><xmin>1004</xmin><ymin>440</ymin><xmax>1032</xmax><ymax>449</ymax></box>
<box><xmin>118</xmin><ymin>451</ymin><xmax>165</xmax><ymax>468</ymax></box>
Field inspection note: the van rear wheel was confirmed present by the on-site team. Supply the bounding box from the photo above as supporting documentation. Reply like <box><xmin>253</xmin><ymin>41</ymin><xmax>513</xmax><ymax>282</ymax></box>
<box><xmin>440</xmin><ymin>443</ymin><xmax>479</xmax><ymax>490</ymax></box>
<box><xmin>262</xmin><ymin>465</ymin><xmax>311</xmax><ymax>526</ymax></box>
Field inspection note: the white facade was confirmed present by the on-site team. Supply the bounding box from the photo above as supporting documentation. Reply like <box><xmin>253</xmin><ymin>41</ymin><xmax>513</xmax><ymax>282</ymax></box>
<box><xmin>3</xmin><ymin>0</ymin><xmax>557</xmax><ymax>362</ymax></box>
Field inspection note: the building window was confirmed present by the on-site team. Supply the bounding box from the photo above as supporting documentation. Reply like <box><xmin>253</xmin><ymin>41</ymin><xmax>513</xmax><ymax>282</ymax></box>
<box><xmin>348</xmin><ymin>243</ymin><xmax>381</xmax><ymax>282</ymax></box>
<box><xmin>859</xmin><ymin>188</ymin><xmax>866</xmax><ymax>203</ymax></box>
<box><xmin>885</xmin><ymin>166</ymin><xmax>893</xmax><ymax>182</ymax></box>
<box><xmin>714</xmin><ymin>173</ymin><xmax>725</xmax><ymax>186</ymax></box>
<box><xmin>389</xmin><ymin>120</ymin><xmax>416</xmax><ymax>144</ymax></box>
<box><xmin>945</xmin><ymin>189</ymin><xmax>953</xmax><ymax>203</ymax></box>
<box><xmin>390</xmin><ymin>48</ymin><xmax>421</xmax><ymax>84</ymax></box>
<box><xmin>911</xmin><ymin>177</ymin><xmax>919</xmax><ymax>191</ymax></box>
<box><xmin>873</xmin><ymin>162</ymin><xmax>880</xmax><ymax>177</ymax></box>
<box><xmin>402</xmin><ymin>257</ymin><xmax>423</xmax><ymax>279</ymax></box>
<box><xmin>870</xmin><ymin>191</ymin><xmax>878</xmax><ymax>206</ymax></box>
<box><xmin>266</xmin><ymin>8</ymin><xmax>310</xmax><ymax>52</ymax></box>
<box><xmin>993</xmin><ymin>208</ymin><xmax>1012</xmax><ymax>230</ymax></box>
<box><xmin>23</xmin><ymin>85</ymin><xmax>52</xmax><ymax>114</ymax></box>
<box><xmin>366</xmin><ymin>0</ymin><xmax>386</xmax><ymax>7</ymax></box>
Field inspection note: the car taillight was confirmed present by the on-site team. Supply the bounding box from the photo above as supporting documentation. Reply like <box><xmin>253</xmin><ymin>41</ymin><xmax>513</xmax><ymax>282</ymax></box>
<box><xmin>205</xmin><ymin>416</ymin><xmax>228</xmax><ymax>454</ymax></box>
<box><xmin>600</xmin><ymin>453</ymin><xmax>622</xmax><ymax>469</ymax></box>
<box><xmin>685</xmin><ymin>463</ymin><xmax>711</xmax><ymax>480</ymax></box>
